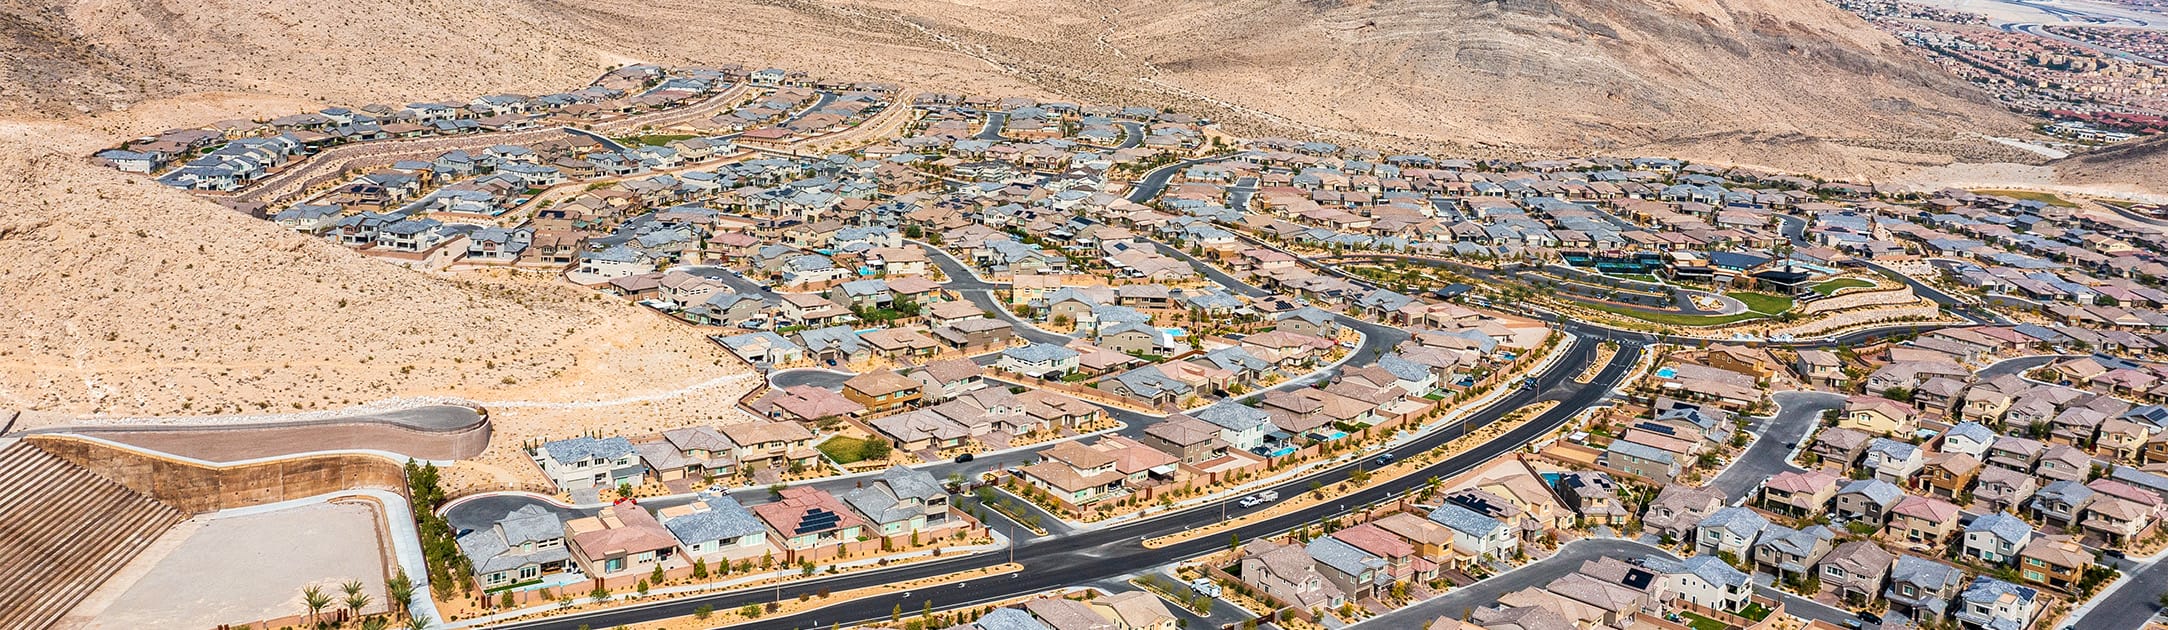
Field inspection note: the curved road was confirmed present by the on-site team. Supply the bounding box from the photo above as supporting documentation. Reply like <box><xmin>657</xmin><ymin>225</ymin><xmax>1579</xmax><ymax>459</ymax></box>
<box><xmin>486</xmin><ymin>330</ymin><xmax>1640</xmax><ymax>630</ymax></box>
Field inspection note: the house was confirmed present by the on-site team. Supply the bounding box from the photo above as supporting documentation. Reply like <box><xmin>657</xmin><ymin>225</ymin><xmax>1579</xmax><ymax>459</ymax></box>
<box><xmin>532</xmin><ymin>436</ymin><xmax>646</xmax><ymax>492</ymax></box>
<box><xmin>2026</xmin><ymin>479</ymin><xmax>2095</xmax><ymax>529</ymax></box>
<box><xmin>1195</xmin><ymin>403</ymin><xmax>1274</xmax><ymax>453</ymax></box>
<box><xmin>633</xmin><ymin>426</ymin><xmax>737</xmax><ymax>484</ymax></box>
<box><xmin>1017</xmin><ymin>440</ymin><xmax>1128</xmax><ymax>506</ymax></box>
<box><xmin>1811</xmin><ymin>427</ymin><xmax>1873</xmax><ymax>467</ymax></box>
<box><xmin>1236</xmin><ymin>540</ymin><xmax>1345</xmax><ymax>610</ymax></box>
<box><xmin>1796</xmin><ymin>349</ymin><xmax>1848</xmax><ymax>388</ymax></box>
<box><xmin>840</xmin><ymin>466</ymin><xmax>953</xmax><ymax>538</ymax></box>
<box><xmin>1694</xmin><ymin>506</ymin><xmax>1769</xmax><ymax>559</ymax></box>
<box><xmin>1761</xmin><ymin>469</ymin><xmax>1841</xmax><ymax>518</ymax></box>
<box><xmin>457</xmin><ymin>505</ymin><xmax>573</xmax><ymax>590</ymax></box>
<box><xmin>1843</xmin><ymin>395</ymin><xmax>1921</xmax><ymax>437</ymax></box>
<box><xmin>1428</xmin><ymin>503</ymin><xmax>1519</xmax><ymax>563</ymax></box>
<box><xmin>1307</xmin><ymin>536</ymin><xmax>1388</xmax><ymax>600</ymax></box>
<box><xmin>1832</xmin><ymin>479</ymin><xmax>1904</xmax><ymax>524</ymax></box>
<box><xmin>1642</xmin><ymin>484</ymin><xmax>1726</xmax><ymax>544</ymax></box>
<box><xmin>752</xmin><ymin>385</ymin><xmax>866</xmax><ymax>423</ymax></box>
<box><xmin>1140</xmin><ymin>414</ymin><xmax>1227</xmax><ymax>464</ymax></box>
<box><xmin>1552</xmin><ymin>471</ymin><xmax>1630</xmax><ymax>526</ymax></box>
<box><xmin>1962</xmin><ymin>512</ymin><xmax>2034</xmax><ymax>566</ymax></box>
<box><xmin>933</xmin><ymin>318</ymin><xmax>1018</xmax><ymax>351</ymax></box>
<box><xmin>1916</xmin><ymin>452</ymin><xmax>1982</xmax><ymax>500</ymax></box>
<box><xmin>1938</xmin><ymin>422</ymin><xmax>1998</xmax><ymax>459</ymax></box>
<box><xmin>657</xmin><ymin>494</ymin><xmax>772</xmax><ymax>562</ymax></box>
<box><xmin>1017</xmin><ymin>597</ymin><xmax>1112</xmax><ymax>630</ymax></box>
<box><xmin>718</xmin><ymin>420</ymin><xmax>820</xmax><ymax>471</ymax></box>
<box><xmin>1953</xmin><ymin>577</ymin><xmax>2040</xmax><ymax>630</ymax></box>
<box><xmin>1599</xmin><ymin>440</ymin><xmax>1679</xmax><ymax>481</ymax></box>
<box><xmin>1085</xmin><ymin>590</ymin><xmax>1177</xmax><ymax>630</ymax></box>
<box><xmin>1885</xmin><ymin>555</ymin><xmax>1966</xmax><ymax>620</ymax></box>
<box><xmin>1864</xmin><ymin>441</ymin><xmax>1933</xmax><ymax>487</ymax></box>
<box><xmin>1646</xmin><ymin>555</ymin><xmax>1753</xmax><ymax>613</ymax></box>
<box><xmin>1973</xmin><ymin>467</ymin><xmax>2039</xmax><ymax>514</ymax></box>
<box><xmin>1817</xmin><ymin>540</ymin><xmax>1896</xmax><ymax>605</ymax></box>
<box><xmin>908</xmin><ymin>358</ymin><xmax>986</xmax><ymax>402</ymax></box>
<box><xmin>2016</xmin><ymin>534</ymin><xmax>2087</xmax><ymax>590</ymax></box>
<box><xmin>1331</xmin><ymin>522</ymin><xmax>1437</xmax><ymax>585</ymax></box>
<box><xmin>1753</xmin><ymin>524</ymin><xmax>1836</xmax><ymax>584</ymax></box>
<box><xmin>751</xmin><ymin>486</ymin><xmax>868</xmax><ymax>553</ymax></box>
<box><xmin>1000</xmin><ymin>343</ymin><xmax>1082</xmax><ymax>379</ymax></box>
<box><xmin>842</xmin><ymin>370</ymin><xmax>926</xmax><ymax>413</ymax></box>
<box><xmin>564</xmin><ymin>504</ymin><xmax>680</xmax><ymax>578</ymax></box>
<box><xmin>1887</xmin><ymin>495</ymin><xmax>1962</xmax><ymax>550</ymax></box>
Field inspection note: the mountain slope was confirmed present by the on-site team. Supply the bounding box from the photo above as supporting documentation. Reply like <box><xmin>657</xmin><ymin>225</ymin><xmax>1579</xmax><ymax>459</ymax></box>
<box><xmin>10</xmin><ymin>0</ymin><xmax>2027</xmax><ymax>175</ymax></box>
<box><xmin>0</xmin><ymin>138</ymin><xmax>735</xmax><ymax>420</ymax></box>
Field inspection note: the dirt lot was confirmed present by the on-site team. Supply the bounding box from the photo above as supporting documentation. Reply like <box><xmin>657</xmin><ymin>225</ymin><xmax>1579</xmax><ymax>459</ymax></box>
<box><xmin>62</xmin><ymin>500</ymin><xmax>391</xmax><ymax>629</ymax></box>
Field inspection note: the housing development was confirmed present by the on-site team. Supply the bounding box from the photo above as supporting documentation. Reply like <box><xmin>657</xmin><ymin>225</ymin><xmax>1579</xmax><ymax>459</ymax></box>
<box><xmin>18</xmin><ymin>59</ymin><xmax>2168</xmax><ymax>630</ymax></box>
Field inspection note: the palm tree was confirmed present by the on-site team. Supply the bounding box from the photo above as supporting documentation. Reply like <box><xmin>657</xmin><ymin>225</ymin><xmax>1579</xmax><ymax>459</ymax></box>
<box><xmin>361</xmin><ymin>617</ymin><xmax>390</xmax><ymax>630</ymax></box>
<box><xmin>404</xmin><ymin>616</ymin><xmax>431</xmax><ymax>630</ymax></box>
<box><xmin>385</xmin><ymin>570</ymin><xmax>415</xmax><ymax>620</ymax></box>
<box><xmin>341</xmin><ymin>579</ymin><xmax>372</xmax><ymax>621</ymax></box>
<box><xmin>302</xmin><ymin>585</ymin><xmax>334</xmax><ymax>626</ymax></box>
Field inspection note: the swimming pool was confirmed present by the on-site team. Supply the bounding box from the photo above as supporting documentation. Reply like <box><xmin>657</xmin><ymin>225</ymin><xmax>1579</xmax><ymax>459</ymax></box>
<box><xmin>1262</xmin><ymin>446</ymin><xmax>1296</xmax><ymax>458</ymax></box>
<box><xmin>1309</xmin><ymin>429</ymin><xmax>1350</xmax><ymax>441</ymax></box>
<box><xmin>1655</xmin><ymin>366</ymin><xmax>1678</xmax><ymax>379</ymax></box>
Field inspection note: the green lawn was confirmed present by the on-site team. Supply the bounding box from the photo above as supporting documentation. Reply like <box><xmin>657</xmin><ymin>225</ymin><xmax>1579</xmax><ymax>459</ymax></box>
<box><xmin>1679</xmin><ymin>612</ymin><xmax>1728</xmax><ymax>630</ymax></box>
<box><xmin>817</xmin><ymin>436</ymin><xmax>877</xmax><ymax>464</ymax></box>
<box><xmin>1812</xmin><ymin>278</ymin><xmax>1874</xmax><ymax>294</ymax></box>
<box><xmin>613</xmin><ymin>133</ymin><xmax>699</xmax><ymax>147</ymax></box>
<box><xmin>1726</xmin><ymin>291</ymin><xmax>1794</xmax><ymax>315</ymax></box>
<box><xmin>1610</xmin><ymin>273</ymin><xmax>1661</xmax><ymax>283</ymax></box>
<box><xmin>1974</xmin><ymin>188</ymin><xmax>2076</xmax><ymax>207</ymax></box>
<box><xmin>1571</xmin><ymin>298</ymin><xmax>1760</xmax><ymax>326</ymax></box>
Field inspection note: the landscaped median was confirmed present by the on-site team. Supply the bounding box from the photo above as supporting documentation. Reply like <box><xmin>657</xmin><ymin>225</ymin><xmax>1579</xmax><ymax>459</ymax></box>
<box><xmin>588</xmin><ymin>563</ymin><xmax>1023</xmax><ymax>630</ymax></box>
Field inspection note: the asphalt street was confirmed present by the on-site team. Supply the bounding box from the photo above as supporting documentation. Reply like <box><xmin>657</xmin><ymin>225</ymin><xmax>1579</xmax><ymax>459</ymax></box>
<box><xmin>487</xmin><ymin>335</ymin><xmax>1640</xmax><ymax>630</ymax></box>
<box><xmin>1707</xmin><ymin>391</ymin><xmax>1842</xmax><ymax>504</ymax></box>
<box><xmin>1124</xmin><ymin>155</ymin><xmax>1241</xmax><ymax>204</ymax></box>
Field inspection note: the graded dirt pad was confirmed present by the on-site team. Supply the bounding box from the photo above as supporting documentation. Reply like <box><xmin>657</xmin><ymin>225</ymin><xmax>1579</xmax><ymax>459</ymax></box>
<box><xmin>62</xmin><ymin>500</ymin><xmax>389</xmax><ymax>630</ymax></box>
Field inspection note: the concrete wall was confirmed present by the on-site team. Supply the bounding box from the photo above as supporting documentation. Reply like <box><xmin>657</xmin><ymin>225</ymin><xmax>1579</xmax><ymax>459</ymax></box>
<box><xmin>27</xmin><ymin>435</ymin><xmax>409</xmax><ymax>514</ymax></box>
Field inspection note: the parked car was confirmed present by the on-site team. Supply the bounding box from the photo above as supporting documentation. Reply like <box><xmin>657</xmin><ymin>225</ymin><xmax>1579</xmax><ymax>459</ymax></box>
<box><xmin>954</xmin><ymin>453</ymin><xmax>975</xmax><ymax>464</ymax></box>
<box><xmin>1189</xmin><ymin>579</ymin><xmax>1222</xmax><ymax>598</ymax></box>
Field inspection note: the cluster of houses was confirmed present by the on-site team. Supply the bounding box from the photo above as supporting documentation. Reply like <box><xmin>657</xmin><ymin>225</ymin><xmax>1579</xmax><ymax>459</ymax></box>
<box><xmin>940</xmin><ymin>591</ymin><xmax>1178</xmax><ymax>630</ymax></box>
<box><xmin>459</xmin><ymin>465</ymin><xmax>969</xmax><ymax>592</ymax></box>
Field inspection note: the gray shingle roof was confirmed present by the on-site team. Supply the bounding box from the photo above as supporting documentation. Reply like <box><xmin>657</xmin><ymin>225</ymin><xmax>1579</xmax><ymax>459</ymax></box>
<box><xmin>1965</xmin><ymin>512</ymin><xmax>2033</xmax><ymax>545</ymax></box>
<box><xmin>1307</xmin><ymin>535</ymin><xmax>1386</xmax><ymax>577</ymax></box>
<box><xmin>1427</xmin><ymin>502</ymin><xmax>1504</xmax><ymax>537</ymax></box>
<box><xmin>541</xmin><ymin>436</ymin><xmax>635</xmax><ymax>463</ymax></box>
<box><xmin>661</xmin><ymin>495</ymin><xmax>767</xmax><ymax>544</ymax></box>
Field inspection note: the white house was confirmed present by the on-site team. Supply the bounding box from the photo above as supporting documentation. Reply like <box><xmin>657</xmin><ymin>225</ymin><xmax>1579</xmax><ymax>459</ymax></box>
<box><xmin>532</xmin><ymin>436</ymin><xmax>646</xmax><ymax>491</ymax></box>
<box><xmin>998</xmin><ymin>343</ymin><xmax>1081</xmax><ymax>378</ymax></box>
<box><xmin>1427</xmin><ymin>503</ymin><xmax>1518</xmax><ymax>562</ymax></box>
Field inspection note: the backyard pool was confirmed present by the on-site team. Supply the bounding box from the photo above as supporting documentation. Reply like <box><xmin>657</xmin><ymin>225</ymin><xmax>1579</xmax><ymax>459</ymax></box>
<box><xmin>1655</xmin><ymin>366</ymin><xmax>1678</xmax><ymax>379</ymax></box>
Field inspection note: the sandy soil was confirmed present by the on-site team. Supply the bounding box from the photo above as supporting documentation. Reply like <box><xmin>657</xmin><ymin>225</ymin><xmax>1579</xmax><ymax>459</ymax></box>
<box><xmin>62</xmin><ymin>500</ymin><xmax>389</xmax><ymax>629</ymax></box>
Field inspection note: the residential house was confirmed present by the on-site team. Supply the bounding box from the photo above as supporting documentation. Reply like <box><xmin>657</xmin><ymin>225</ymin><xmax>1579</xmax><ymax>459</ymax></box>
<box><xmin>751</xmin><ymin>486</ymin><xmax>868</xmax><ymax>554</ymax></box>
<box><xmin>1887</xmin><ymin>495</ymin><xmax>1963</xmax><ymax>550</ymax></box>
<box><xmin>1236</xmin><ymin>540</ymin><xmax>1346</xmax><ymax>610</ymax></box>
<box><xmin>1818</xmin><ymin>540</ymin><xmax>1896</xmax><ymax>605</ymax></box>
<box><xmin>841</xmin><ymin>466</ymin><xmax>953</xmax><ymax>538</ymax></box>
<box><xmin>1962</xmin><ymin>512</ymin><xmax>2034</xmax><ymax>566</ymax></box>
<box><xmin>1753</xmin><ymin>524</ymin><xmax>1836</xmax><ymax>584</ymax></box>
<box><xmin>1643</xmin><ymin>484</ymin><xmax>1726</xmax><ymax>544</ymax></box>
<box><xmin>1694</xmin><ymin>506</ymin><xmax>1770</xmax><ymax>559</ymax></box>
<box><xmin>2016</xmin><ymin>534</ymin><xmax>2088</xmax><ymax>590</ymax></box>
<box><xmin>457</xmin><ymin>504</ymin><xmax>573</xmax><ymax>590</ymax></box>
<box><xmin>1761</xmin><ymin>469</ymin><xmax>1841</xmax><ymax>518</ymax></box>
<box><xmin>1885</xmin><ymin>555</ymin><xmax>1967</xmax><ymax>620</ymax></box>
<box><xmin>533</xmin><ymin>436</ymin><xmax>646</xmax><ymax>492</ymax></box>
<box><xmin>1952</xmin><ymin>577</ymin><xmax>2040</xmax><ymax>630</ymax></box>
<box><xmin>1832</xmin><ymin>479</ymin><xmax>1904</xmax><ymax>525</ymax></box>
<box><xmin>564</xmin><ymin>504</ymin><xmax>680</xmax><ymax>578</ymax></box>
<box><xmin>842</xmin><ymin>370</ymin><xmax>926</xmax><ymax>413</ymax></box>
<box><xmin>657</xmin><ymin>494</ymin><xmax>772</xmax><ymax>562</ymax></box>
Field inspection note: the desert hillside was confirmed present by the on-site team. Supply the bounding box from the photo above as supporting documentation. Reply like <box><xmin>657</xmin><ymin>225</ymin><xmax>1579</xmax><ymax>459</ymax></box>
<box><xmin>2054</xmin><ymin>134</ymin><xmax>2168</xmax><ymax>191</ymax></box>
<box><xmin>0</xmin><ymin>139</ymin><xmax>739</xmax><ymax>421</ymax></box>
<box><xmin>8</xmin><ymin>0</ymin><xmax>2029</xmax><ymax>177</ymax></box>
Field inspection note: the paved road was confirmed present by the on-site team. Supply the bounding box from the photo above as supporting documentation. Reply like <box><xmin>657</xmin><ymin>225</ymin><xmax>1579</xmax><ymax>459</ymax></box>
<box><xmin>1124</xmin><ymin>154</ymin><xmax>1241</xmax><ymax>204</ymax></box>
<box><xmin>21</xmin><ymin>403</ymin><xmax>483</xmax><ymax>435</ymax></box>
<box><xmin>1977</xmin><ymin>354</ymin><xmax>2069</xmax><ymax>381</ymax></box>
<box><xmin>1113</xmin><ymin>122</ymin><xmax>1145</xmax><ymax>150</ymax></box>
<box><xmin>767</xmin><ymin>368</ymin><xmax>854</xmax><ymax>390</ymax></box>
<box><xmin>1774</xmin><ymin>215</ymin><xmax>2003</xmax><ymax>326</ymax></box>
<box><xmin>975</xmin><ymin>113</ymin><xmax>1009</xmax><ymax>141</ymax></box>
<box><xmin>2067</xmin><ymin>552</ymin><xmax>2168</xmax><ymax>630</ymax></box>
<box><xmin>1354</xmin><ymin>537</ymin><xmax>1862</xmax><ymax>628</ymax></box>
<box><xmin>487</xmin><ymin>335</ymin><xmax>1638</xmax><ymax>630</ymax></box>
<box><xmin>1147</xmin><ymin>239</ymin><xmax>1271</xmax><ymax>298</ymax></box>
<box><xmin>1708</xmin><ymin>391</ymin><xmax>1843</xmax><ymax>504</ymax></box>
